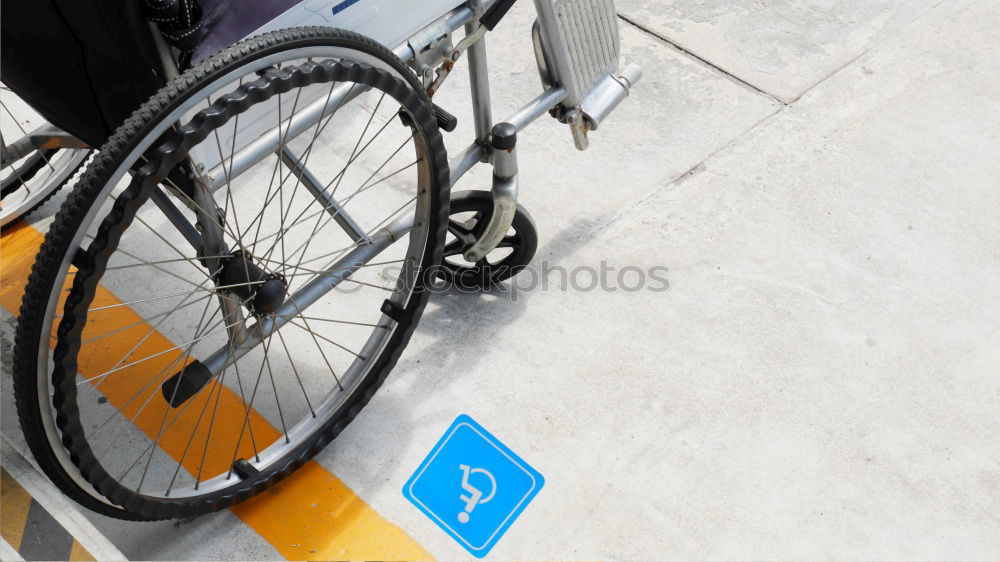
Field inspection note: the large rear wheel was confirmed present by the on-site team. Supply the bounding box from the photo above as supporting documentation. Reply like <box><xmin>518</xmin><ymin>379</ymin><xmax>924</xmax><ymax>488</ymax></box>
<box><xmin>13</xmin><ymin>27</ymin><xmax>449</xmax><ymax>520</ymax></box>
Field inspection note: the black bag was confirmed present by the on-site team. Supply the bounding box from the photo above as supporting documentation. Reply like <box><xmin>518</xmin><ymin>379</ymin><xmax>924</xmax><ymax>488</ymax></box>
<box><xmin>1</xmin><ymin>0</ymin><xmax>167</xmax><ymax>147</ymax></box>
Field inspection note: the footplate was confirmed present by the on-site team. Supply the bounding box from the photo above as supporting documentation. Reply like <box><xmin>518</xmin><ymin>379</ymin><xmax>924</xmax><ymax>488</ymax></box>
<box><xmin>532</xmin><ymin>0</ymin><xmax>642</xmax><ymax>149</ymax></box>
<box><xmin>553</xmin><ymin>0</ymin><xmax>621</xmax><ymax>97</ymax></box>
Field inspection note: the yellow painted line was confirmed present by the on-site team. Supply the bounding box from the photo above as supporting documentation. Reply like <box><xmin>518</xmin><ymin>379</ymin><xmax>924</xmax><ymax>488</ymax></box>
<box><xmin>0</xmin><ymin>468</ymin><xmax>31</xmax><ymax>551</ymax></box>
<box><xmin>69</xmin><ymin>540</ymin><xmax>96</xmax><ymax>561</ymax></box>
<box><xmin>1</xmin><ymin>222</ymin><xmax>431</xmax><ymax>561</ymax></box>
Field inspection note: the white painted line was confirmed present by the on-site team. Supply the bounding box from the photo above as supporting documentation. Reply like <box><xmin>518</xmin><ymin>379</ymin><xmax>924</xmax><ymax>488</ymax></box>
<box><xmin>1</xmin><ymin>437</ymin><xmax>128</xmax><ymax>561</ymax></box>
<box><xmin>0</xmin><ymin>537</ymin><xmax>25</xmax><ymax>561</ymax></box>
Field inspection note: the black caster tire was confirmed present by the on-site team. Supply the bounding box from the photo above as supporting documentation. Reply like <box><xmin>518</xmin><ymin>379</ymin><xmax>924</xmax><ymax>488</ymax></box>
<box><xmin>438</xmin><ymin>190</ymin><xmax>538</xmax><ymax>289</ymax></box>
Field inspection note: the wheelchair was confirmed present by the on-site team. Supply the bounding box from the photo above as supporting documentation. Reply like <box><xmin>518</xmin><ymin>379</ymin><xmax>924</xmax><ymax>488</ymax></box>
<box><xmin>4</xmin><ymin>0</ymin><xmax>640</xmax><ymax>519</ymax></box>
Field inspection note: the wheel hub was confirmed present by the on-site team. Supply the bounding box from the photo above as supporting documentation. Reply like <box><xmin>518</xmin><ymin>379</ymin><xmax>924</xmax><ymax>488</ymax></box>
<box><xmin>217</xmin><ymin>250</ymin><xmax>287</xmax><ymax>315</ymax></box>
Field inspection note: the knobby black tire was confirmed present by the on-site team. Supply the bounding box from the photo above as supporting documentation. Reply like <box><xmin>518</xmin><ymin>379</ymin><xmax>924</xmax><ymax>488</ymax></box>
<box><xmin>12</xmin><ymin>27</ymin><xmax>450</xmax><ymax>520</ymax></box>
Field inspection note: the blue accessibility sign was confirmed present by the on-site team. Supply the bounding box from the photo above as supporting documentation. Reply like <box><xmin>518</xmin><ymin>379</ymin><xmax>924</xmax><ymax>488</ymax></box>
<box><xmin>403</xmin><ymin>414</ymin><xmax>544</xmax><ymax>558</ymax></box>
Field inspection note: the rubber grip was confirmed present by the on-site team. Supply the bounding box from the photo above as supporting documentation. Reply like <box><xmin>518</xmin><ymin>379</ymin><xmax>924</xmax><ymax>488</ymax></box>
<box><xmin>161</xmin><ymin>360</ymin><xmax>213</xmax><ymax>407</ymax></box>
<box><xmin>433</xmin><ymin>103</ymin><xmax>458</xmax><ymax>132</ymax></box>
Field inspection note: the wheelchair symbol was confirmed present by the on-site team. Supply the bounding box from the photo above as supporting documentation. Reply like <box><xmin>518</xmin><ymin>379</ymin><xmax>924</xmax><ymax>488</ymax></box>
<box><xmin>457</xmin><ymin>464</ymin><xmax>496</xmax><ymax>523</ymax></box>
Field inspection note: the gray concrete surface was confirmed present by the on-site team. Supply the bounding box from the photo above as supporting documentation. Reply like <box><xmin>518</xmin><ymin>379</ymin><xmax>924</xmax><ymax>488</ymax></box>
<box><xmin>617</xmin><ymin>0</ymin><xmax>944</xmax><ymax>102</ymax></box>
<box><xmin>335</xmin><ymin>0</ymin><xmax>1000</xmax><ymax>558</ymax></box>
<box><xmin>2</xmin><ymin>0</ymin><xmax>998</xmax><ymax>559</ymax></box>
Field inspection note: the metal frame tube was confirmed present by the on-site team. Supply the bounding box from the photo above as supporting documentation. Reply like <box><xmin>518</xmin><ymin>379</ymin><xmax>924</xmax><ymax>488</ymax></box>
<box><xmin>505</xmin><ymin>87</ymin><xmax>567</xmax><ymax>132</ymax></box>
<box><xmin>465</xmin><ymin>11</ymin><xmax>494</xmax><ymax>143</ymax></box>
<box><xmin>448</xmin><ymin>142</ymin><xmax>488</xmax><ymax>186</ymax></box>
<box><xmin>1</xmin><ymin>125</ymin><xmax>90</xmax><ymax>166</ymax></box>
<box><xmin>149</xmin><ymin>186</ymin><xmax>203</xmax><ymax>252</ymax></box>
<box><xmin>448</xmin><ymin>87</ymin><xmax>566</xmax><ymax>188</ymax></box>
<box><xmin>278</xmin><ymin>146</ymin><xmax>367</xmax><ymax>242</ymax></box>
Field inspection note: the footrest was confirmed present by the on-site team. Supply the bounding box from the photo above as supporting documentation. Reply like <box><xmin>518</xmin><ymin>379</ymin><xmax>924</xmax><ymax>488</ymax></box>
<box><xmin>580</xmin><ymin>63</ymin><xmax>643</xmax><ymax>131</ymax></box>
<box><xmin>532</xmin><ymin>0</ymin><xmax>642</xmax><ymax>149</ymax></box>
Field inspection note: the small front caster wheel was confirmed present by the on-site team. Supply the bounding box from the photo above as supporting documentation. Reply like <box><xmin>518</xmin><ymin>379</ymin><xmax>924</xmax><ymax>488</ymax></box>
<box><xmin>439</xmin><ymin>190</ymin><xmax>538</xmax><ymax>289</ymax></box>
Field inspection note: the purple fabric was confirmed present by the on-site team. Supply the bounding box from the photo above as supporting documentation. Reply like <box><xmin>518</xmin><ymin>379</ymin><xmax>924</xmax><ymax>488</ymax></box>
<box><xmin>191</xmin><ymin>0</ymin><xmax>303</xmax><ymax>63</ymax></box>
